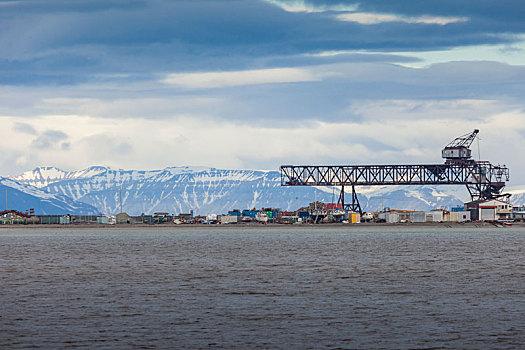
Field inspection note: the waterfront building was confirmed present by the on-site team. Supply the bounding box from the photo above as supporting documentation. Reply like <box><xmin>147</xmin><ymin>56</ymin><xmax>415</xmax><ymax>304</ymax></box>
<box><xmin>426</xmin><ymin>208</ymin><xmax>471</xmax><ymax>223</ymax></box>
<box><xmin>379</xmin><ymin>209</ymin><xmax>425</xmax><ymax>223</ymax></box>
<box><xmin>116</xmin><ymin>212</ymin><xmax>132</xmax><ymax>224</ymax></box>
<box><xmin>512</xmin><ymin>206</ymin><xmax>525</xmax><ymax>221</ymax></box>
<box><xmin>219</xmin><ymin>215</ymin><xmax>239</xmax><ymax>224</ymax></box>
<box><xmin>466</xmin><ymin>199</ymin><xmax>513</xmax><ymax>221</ymax></box>
<box><xmin>0</xmin><ymin>210</ymin><xmax>29</xmax><ymax>224</ymax></box>
<box><xmin>447</xmin><ymin>210</ymin><xmax>471</xmax><ymax>222</ymax></box>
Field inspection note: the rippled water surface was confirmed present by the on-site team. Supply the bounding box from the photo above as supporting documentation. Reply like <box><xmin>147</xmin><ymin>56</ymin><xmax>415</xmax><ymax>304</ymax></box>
<box><xmin>1</xmin><ymin>227</ymin><xmax>524</xmax><ymax>349</ymax></box>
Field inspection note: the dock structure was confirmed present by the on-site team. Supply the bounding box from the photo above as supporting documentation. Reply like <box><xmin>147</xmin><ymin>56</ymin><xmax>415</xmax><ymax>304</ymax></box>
<box><xmin>280</xmin><ymin>130</ymin><xmax>510</xmax><ymax>214</ymax></box>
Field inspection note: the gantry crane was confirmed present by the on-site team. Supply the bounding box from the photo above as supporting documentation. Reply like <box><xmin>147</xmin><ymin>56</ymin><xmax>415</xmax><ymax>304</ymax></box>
<box><xmin>442</xmin><ymin>129</ymin><xmax>479</xmax><ymax>164</ymax></box>
<box><xmin>280</xmin><ymin>130</ymin><xmax>509</xmax><ymax>214</ymax></box>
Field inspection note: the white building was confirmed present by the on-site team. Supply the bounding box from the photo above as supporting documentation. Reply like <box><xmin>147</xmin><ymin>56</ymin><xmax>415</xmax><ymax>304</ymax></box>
<box><xmin>378</xmin><ymin>210</ymin><xmax>425</xmax><ymax>223</ymax></box>
<box><xmin>448</xmin><ymin>210</ymin><xmax>471</xmax><ymax>222</ymax></box>
<box><xmin>429</xmin><ymin>209</ymin><xmax>444</xmax><ymax>222</ymax></box>
<box><xmin>466</xmin><ymin>199</ymin><xmax>513</xmax><ymax>221</ymax></box>
<box><xmin>220</xmin><ymin>215</ymin><xmax>238</xmax><ymax>224</ymax></box>
<box><xmin>512</xmin><ymin>206</ymin><xmax>525</xmax><ymax>221</ymax></box>
<box><xmin>426</xmin><ymin>209</ymin><xmax>471</xmax><ymax>223</ymax></box>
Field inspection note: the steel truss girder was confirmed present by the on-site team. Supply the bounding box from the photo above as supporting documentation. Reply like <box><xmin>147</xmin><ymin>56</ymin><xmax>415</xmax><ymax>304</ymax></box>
<box><xmin>280</xmin><ymin>162</ymin><xmax>510</xmax><ymax>205</ymax></box>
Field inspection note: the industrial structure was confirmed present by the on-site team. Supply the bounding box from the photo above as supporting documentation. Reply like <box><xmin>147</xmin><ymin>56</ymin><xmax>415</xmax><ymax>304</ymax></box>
<box><xmin>280</xmin><ymin>130</ymin><xmax>510</xmax><ymax>214</ymax></box>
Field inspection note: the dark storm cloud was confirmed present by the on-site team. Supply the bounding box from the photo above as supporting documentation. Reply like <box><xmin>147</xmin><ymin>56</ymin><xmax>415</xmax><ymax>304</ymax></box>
<box><xmin>1</xmin><ymin>0</ymin><xmax>524</xmax><ymax>85</ymax></box>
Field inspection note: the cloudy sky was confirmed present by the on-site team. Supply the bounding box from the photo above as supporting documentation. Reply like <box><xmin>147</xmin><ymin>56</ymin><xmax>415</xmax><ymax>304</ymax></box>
<box><xmin>1</xmin><ymin>0</ymin><xmax>524</xmax><ymax>184</ymax></box>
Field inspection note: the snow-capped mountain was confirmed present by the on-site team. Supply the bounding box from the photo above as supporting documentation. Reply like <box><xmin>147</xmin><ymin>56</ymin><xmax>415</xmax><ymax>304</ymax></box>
<box><xmin>356</xmin><ymin>185</ymin><xmax>471</xmax><ymax>212</ymax></box>
<box><xmin>507</xmin><ymin>186</ymin><xmax>525</xmax><ymax>207</ymax></box>
<box><xmin>0</xmin><ymin>177</ymin><xmax>99</xmax><ymax>215</ymax></box>
<box><xmin>42</xmin><ymin>167</ymin><xmax>334</xmax><ymax>215</ymax></box>
<box><xmin>10</xmin><ymin>166</ymin><xmax>111</xmax><ymax>188</ymax></box>
<box><xmin>8</xmin><ymin>166</ymin><xmax>473</xmax><ymax>215</ymax></box>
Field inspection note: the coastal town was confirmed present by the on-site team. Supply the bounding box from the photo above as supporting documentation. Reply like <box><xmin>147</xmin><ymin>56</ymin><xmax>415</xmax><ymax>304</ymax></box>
<box><xmin>3</xmin><ymin>2</ymin><xmax>525</xmax><ymax>349</ymax></box>
<box><xmin>1</xmin><ymin>129</ymin><xmax>521</xmax><ymax>227</ymax></box>
<box><xmin>1</xmin><ymin>197</ymin><xmax>523</xmax><ymax>226</ymax></box>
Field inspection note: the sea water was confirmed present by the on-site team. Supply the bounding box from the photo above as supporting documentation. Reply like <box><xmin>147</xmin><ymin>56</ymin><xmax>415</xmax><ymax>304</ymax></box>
<box><xmin>1</xmin><ymin>227</ymin><xmax>524</xmax><ymax>349</ymax></box>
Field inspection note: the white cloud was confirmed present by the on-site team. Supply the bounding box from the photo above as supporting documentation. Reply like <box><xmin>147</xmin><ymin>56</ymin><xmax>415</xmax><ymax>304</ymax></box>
<box><xmin>336</xmin><ymin>12</ymin><xmax>468</xmax><ymax>25</ymax></box>
<box><xmin>271</xmin><ymin>4</ymin><xmax>323</xmax><ymax>13</ymax></box>
<box><xmin>39</xmin><ymin>96</ymin><xmax>225</xmax><ymax>119</ymax></box>
<box><xmin>265</xmin><ymin>0</ymin><xmax>357</xmax><ymax>13</ymax></box>
<box><xmin>390</xmin><ymin>37</ymin><xmax>525</xmax><ymax>67</ymax></box>
<box><xmin>1</xmin><ymin>99</ymin><xmax>524</xmax><ymax>188</ymax></box>
<box><xmin>162</xmin><ymin>67</ymin><xmax>324</xmax><ymax>89</ymax></box>
<box><xmin>1</xmin><ymin>58</ymin><xmax>524</xmax><ymax>187</ymax></box>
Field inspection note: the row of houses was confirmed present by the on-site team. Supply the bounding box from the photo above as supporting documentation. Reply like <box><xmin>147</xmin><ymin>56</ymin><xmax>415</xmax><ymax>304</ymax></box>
<box><xmin>220</xmin><ymin>204</ymin><xmax>361</xmax><ymax>224</ymax></box>
<box><xmin>1</xmin><ymin>198</ymin><xmax>522</xmax><ymax>225</ymax></box>
<box><xmin>375</xmin><ymin>198</ymin><xmax>519</xmax><ymax>224</ymax></box>
<box><xmin>221</xmin><ymin>199</ymin><xmax>522</xmax><ymax>224</ymax></box>
<box><xmin>0</xmin><ymin>205</ymin><xmax>360</xmax><ymax>225</ymax></box>
<box><xmin>376</xmin><ymin>208</ymin><xmax>471</xmax><ymax>223</ymax></box>
<box><xmin>0</xmin><ymin>211</ymin><xmax>119</xmax><ymax>225</ymax></box>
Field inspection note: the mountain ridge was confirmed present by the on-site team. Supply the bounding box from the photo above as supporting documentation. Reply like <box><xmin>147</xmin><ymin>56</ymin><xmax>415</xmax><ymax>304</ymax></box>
<box><xmin>7</xmin><ymin>166</ymin><xmax>502</xmax><ymax>216</ymax></box>
<box><xmin>0</xmin><ymin>176</ymin><xmax>100</xmax><ymax>215</ymax></box>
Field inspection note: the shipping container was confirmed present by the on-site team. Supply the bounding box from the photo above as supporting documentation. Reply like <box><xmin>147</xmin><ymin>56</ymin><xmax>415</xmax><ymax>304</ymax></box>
<box><xmin>299</xmin><ymin>211</ymin><xmax>310</xmax><ymax>218</ymax></box>
<box><xmin>348</xmin><ymin>213</ymin><xmax>360</xmax><ymax>224</ymax></box>
<box><xmin>242</xmin><ymin>210</ymin><xmax>258</xmax><ymax>218</ymax></box>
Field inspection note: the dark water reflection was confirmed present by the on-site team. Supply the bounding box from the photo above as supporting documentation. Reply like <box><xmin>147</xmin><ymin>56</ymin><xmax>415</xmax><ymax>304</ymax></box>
<box><xmin>1</xmin><ymin>227</ymin><xmax>524</xmax><ymax>349</ymax></box>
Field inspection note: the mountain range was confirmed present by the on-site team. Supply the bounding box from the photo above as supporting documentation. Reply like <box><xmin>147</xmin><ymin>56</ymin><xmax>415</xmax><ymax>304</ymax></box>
<box><xmin>4</xmin><ymin>166</ymin><xmax>525</xmax><ymax>216</ymax></box>
<box><xmin>0</xmin><ymin>176</ymin><xmax>99</xmax><ymax>215</ymax></box>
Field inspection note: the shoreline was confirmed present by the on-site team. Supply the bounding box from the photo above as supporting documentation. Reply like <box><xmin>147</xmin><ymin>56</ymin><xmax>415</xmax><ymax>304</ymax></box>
<box><xmin>1</xmin><ymin>221</ymin><xmax>524</xmax><ymax>230</ymax></box>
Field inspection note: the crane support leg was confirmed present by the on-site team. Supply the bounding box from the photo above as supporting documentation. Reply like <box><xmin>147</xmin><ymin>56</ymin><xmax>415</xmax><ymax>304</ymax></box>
<box><xmin>339</xmin><ymin>185</ymin><xmax>344</xmax><ymax>210</ymax></box>
<box><xmin>338</xmin><ymin>185</ymin><xmax>363</xmax><ymax>215</ymax></box>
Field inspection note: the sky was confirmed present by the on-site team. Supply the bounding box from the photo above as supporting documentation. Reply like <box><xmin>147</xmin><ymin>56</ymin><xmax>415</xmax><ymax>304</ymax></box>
<box><xmin>1</xmin><ymin>0</ymin><xmax>525</xmax><ymax>185</ymax></box>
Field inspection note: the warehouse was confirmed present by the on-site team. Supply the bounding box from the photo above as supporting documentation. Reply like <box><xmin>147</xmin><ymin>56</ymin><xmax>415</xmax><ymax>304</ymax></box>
<box><xmin>466</xmin><ymin>199</ymin><xmax>513</xmax><ymax>221</ymax></box>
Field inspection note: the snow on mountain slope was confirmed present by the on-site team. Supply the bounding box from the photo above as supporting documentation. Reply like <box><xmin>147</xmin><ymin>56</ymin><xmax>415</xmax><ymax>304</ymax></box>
<box><xmin>10</xmin><ymin>166</ymin><xmax>213</xmax><ymax>188</ymax></box>
<box><xmin>12</xmin><ymin>166</ymin><xmax>469</xmax><ymax>216</ymax></box>
<box><xmin>42</xmin><ymin>168</ymin><xmax>328</xmax><ymax>215</ymax></box>
<box><xmin>507</xmin><ymin>186</ymin><xmax>525</xmax><ymax>206</ymax></box>
<box><xmin>0</xmin><ymin>177</ymin><xmax>100</xmax><ymax>215</ymax></box>
<box><xmin>354</xmin><ymin>185</ymin><xmax>470</xmax><ymax>211</ymax></box>
<box><xmin>10</xmin><ymin>166</ymin><xmax>110</xmax><ymax>188</ymax></box>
